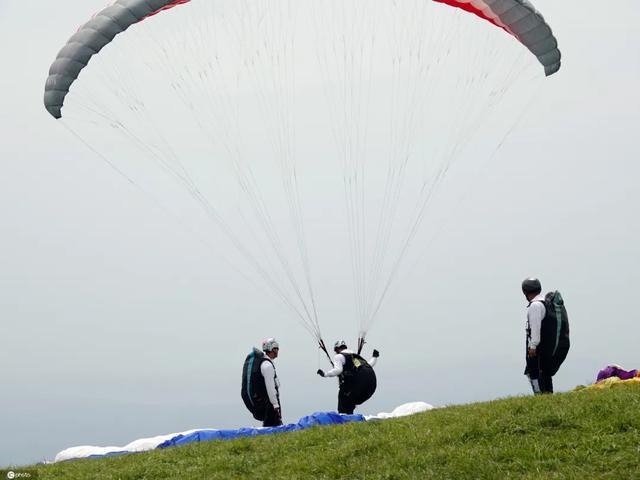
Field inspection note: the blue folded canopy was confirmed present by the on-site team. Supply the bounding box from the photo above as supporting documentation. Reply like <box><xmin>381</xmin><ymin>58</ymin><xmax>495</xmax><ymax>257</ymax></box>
<box><xmin>158</xmin><ymin>411</ymin><xmax>365</xmax><ymax>449</ymax></box>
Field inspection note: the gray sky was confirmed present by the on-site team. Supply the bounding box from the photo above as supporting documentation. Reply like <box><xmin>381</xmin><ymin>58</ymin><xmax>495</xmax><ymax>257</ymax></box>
<box><xmin>1</xmin><ymin>0</ymin><xmax>639</xmax><ymax>467</ymax></box>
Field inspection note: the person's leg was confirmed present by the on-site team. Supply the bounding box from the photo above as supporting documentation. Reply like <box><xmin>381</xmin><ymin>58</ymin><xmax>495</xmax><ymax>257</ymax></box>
<box><xmin>338</xmin><ymin>387</ymin><xmax>355</xmax><ymax>414</ymax></box>
<box><xmin>540</xmin><ymin>373</ymin><xmax>554</xmax><ymax>394</ymax></box>
<box><xmin>528</xmin><ymin>376</ymin><xmax>541</xmax><ymax>394</ymax></box>
<box><xmin>526</xmin><ymin>355</ymin><xmax>542</xmax><ymax>395</ymax></box>
<box><xmin>262</xmin><ymin>404</ymin><xmax>282</xmax><ymax>427</ymax></box>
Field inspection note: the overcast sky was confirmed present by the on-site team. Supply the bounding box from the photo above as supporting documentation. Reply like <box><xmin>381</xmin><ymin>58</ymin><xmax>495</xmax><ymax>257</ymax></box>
<box><xmin>1</xmin><ymin>0</ymin><xmax>639</xmax><ymax>467</ymax></box>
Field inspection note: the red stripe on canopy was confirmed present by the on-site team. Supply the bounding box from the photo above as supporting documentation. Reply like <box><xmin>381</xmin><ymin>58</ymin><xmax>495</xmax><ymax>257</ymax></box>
<box><xmin>142</xmin><ymin>0</ymin><xmax>191</xmax><ymax>21</ymax></box>
<box><xmin>433</xmin><ymin>0</ymin><xmax>509</xmax><ymax>34</ymax></box>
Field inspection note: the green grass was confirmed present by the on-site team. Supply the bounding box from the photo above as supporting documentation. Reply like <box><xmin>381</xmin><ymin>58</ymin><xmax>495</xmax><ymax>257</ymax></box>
<box><xmin>31</xmin><ymin>385</ymin><xmax>640</xmax><ymax>479</ymax></box>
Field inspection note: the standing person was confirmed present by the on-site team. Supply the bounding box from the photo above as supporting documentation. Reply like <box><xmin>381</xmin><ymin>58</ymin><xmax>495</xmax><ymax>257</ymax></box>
<box><xmin>241</xmin><ymin>338</ymin><xmax>282</xmax><ymax>427</ymax></box>
<box><xmin>317</xmin><ymin>340</ymin><xmax>379</xmax><ymax>414</ymax></box>
<box><xmin>522</xmin><ymin>277</ymin><xmax>551</xmax><ymax>394</ymax></box>
<box><xmin>259</xmin><ymin>338</ymin><xmax>283</xmax><ymax>426</ymax></box>
<box><xmin>522</xmin><ymin>278</ymin><xmax>570</xmax><ymax>395</ymax></box>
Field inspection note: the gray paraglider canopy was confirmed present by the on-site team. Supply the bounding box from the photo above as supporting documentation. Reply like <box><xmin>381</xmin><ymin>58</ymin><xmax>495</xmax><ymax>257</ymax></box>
<box><xmin>44</xmin><ymin>0</ymin><xmax>190</xmax><ymax>119</ymax></box>
<box><xmin>44</xmin><ymin>0</ymin><xmax>560</xmax><ymax>120</ymax></box>
<box><xmin>433</xmin><ymin>0</ymin><xmax>561</xmax><ymax>76</ymax></box>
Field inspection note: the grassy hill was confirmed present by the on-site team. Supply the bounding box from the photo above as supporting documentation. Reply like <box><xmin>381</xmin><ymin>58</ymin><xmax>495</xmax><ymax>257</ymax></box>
<box><xmin>26</xmin><ymin>384</ymin><xmax>640</xmax><ymax>479</ymax></box>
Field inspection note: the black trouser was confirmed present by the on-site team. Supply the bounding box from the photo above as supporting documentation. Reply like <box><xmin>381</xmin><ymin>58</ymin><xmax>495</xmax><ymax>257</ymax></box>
<box><xmin>338</xmin><ymin>385</ymin><xmax>357</xmax><ymax>414</ymax></box>
<box><xmin>262</xmin><ymin>403</ymin><xmax>282</xmax><ymax>427</ymax></box>
<box><xmin>526</xmin><ymin>355</ymin><xmax>553</xmax><ymax>394</ymax></box>
<box><xmin>538</xmin><ymin>374</ymin><xmax>553</xmax><ymax>394</ymax></box>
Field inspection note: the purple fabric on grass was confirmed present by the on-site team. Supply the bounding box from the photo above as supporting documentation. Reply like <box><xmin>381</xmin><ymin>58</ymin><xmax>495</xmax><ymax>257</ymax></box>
<box><xmin>596</xmin><ymin>365</ymin><xmax>638</xmax><ymax>383</ymax></box>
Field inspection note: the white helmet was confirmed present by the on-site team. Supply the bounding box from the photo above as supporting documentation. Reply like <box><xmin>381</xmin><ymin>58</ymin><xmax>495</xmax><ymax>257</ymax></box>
<box><xmin>262</xmin><ymin>338</ymin><xmax>280</xmax><ymax>352</ymax></box>
<box><xmin>334</xmin><ymin>340</ymin><xmax>347</xmax><ymax>350</ymax></box>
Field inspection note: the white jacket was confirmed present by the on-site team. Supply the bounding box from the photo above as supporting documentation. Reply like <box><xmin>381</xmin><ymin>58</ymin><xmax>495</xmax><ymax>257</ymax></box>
<box><xmin>260</xmin><ymin>360</ymin><xmax>280</xmax><ymax>408</ymax></box>
<box><xmin>526</xmin><ymin>294</ymin><xmax>546</xmax><ymax>350</ymax></box>
<box><xmin>324</xmin><ymin>349</ymin><xmax>378</xmax><ymax>377</ymax></box>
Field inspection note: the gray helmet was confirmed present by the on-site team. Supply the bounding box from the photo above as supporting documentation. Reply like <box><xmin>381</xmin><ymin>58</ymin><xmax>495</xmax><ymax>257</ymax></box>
<box><xmin>334</xmin><ymin>340</ymin><xmax>347</xmax><ymax>350</ymax></box>
<box><xmin>521</xmin><ymin>277</ymin><xmax>542</xmax><ymax>295</ymax></box>
<box><xmin>261</xmin><ymin>338</ymin><xmax>279</xmax><ymax>352</ymax></box>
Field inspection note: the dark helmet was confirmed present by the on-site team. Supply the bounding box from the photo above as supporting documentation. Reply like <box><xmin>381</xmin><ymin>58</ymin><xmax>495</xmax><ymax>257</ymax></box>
<box><xmin>521</xmin><ymin>277</ymin><xmax>542</xmax><ymax>295</ymax></box>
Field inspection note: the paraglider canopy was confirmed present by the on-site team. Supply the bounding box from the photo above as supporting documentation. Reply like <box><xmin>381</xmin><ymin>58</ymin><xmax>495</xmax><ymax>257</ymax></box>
<box><xmin>433</xmin><ymin>0</ymin><xmax>560</xmax><ymax>76</ymax></box>
<box><xmin>44</xmin><ymin>0</ymin><xmax>193</xmax><ymax>119</ymax></box>
<box><xmin>44</xmin><ymin>0</ymin><xmax>560</xmax><ymax>120</ymax></box>
<box><xmin>43</xmin><ymin>0</ymin><xmax>561</xmax><ymax>353</ymax></box>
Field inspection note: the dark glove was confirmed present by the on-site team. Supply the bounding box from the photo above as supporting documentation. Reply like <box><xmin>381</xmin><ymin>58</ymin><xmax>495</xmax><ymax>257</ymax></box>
<box><xmin>317</xmin><ymin>369</ymin><xmax>325</xmax><ymax>377</ymax></box>
<box><xmin>372</xmin><ymin>349</ymin><xmax>380</xmax><ymax>358</ymax></box>
<box><xmin>274</xmin><ymin>406</ymin><xmax>282</xmax><ymax>420</ymax></box>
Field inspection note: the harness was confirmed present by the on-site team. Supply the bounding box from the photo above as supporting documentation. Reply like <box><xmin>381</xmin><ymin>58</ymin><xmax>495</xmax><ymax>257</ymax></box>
<box><xmin>338</xmin><ymin>352</ymin><xmax>369</xmax><ymax>385</ymax></box>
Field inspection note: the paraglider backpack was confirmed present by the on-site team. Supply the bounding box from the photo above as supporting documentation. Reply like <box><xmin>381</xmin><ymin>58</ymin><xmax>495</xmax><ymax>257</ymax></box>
<box><xmin>339</xmin><ymin>352</ymin><xmax>371</xmax><ymax>383</ymax></box>
<box><xmin>241</xmin><ymin>348</ymin><xmax>272</xmax><ymax>420</ymax></box>
<box><xmin>539</xmin><ymin>291</ymin><xmax>571</xmax><ymax>376</ymax></box>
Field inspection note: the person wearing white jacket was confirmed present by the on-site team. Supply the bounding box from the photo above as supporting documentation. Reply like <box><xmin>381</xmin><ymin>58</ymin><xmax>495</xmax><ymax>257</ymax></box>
<box><xmin>522</xmin><ymin>278</ymin><xmax>553</xmax><ymax>394</ymax></box>
<box><xmin>259</xmin><ymin>338</ymin><xmax>282</xmax><ymax>426</ymax></box>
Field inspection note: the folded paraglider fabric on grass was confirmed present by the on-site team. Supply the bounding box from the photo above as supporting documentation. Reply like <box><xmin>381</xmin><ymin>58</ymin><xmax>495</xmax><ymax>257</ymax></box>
<box><xmin>365</xmin><ymin>401</ymin><xmax>434</xmax><ymax>420</ymax></box>
<box><xmin>157</xmin><ymin>411</ymin><xmax>364</xmax><ymax>449</ymax></box>
<box><xmin>54</xmin><ymin>412</ymin><xmax>363</xmax><ymax>462</ymax></box>
<box><xmin>573</xmin><ymin>365</ymin><xmax>640</xmax><ymax>392</ymax></box>
<box><xmin>54</xmin><ymin>403</ymin><xmax>433</xmax><ymax>463</ymax></box>
<box><xmin>596</xmin><ymin>365</ymin><xmax>639</xmax><ymax>383</ymax></box>
<box><xmin>580</xmin><ymin>376</ymin><xmax>640</xmax><ymax>391</ymax></box>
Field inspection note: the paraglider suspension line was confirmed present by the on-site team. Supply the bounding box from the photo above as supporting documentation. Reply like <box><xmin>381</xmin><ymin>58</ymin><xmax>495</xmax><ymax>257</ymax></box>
<box><xmin>318</xmin><ymin>338</ymin><xmax>333</xmax><ymax>364</ymax></box>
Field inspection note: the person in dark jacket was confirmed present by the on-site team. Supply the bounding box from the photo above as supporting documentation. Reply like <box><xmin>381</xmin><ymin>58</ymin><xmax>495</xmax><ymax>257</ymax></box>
<box><xmin>317</xmin><ymin>340</ymin><xmax>379</xmax><ymax>414</ymax></box>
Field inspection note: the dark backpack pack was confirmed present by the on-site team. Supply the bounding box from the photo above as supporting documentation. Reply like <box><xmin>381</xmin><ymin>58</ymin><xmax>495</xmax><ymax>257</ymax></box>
<box><xmin>339</xmin><ymin>352</ymin><xmax>377</xmax><ymax>405</ymax></box>
<box><xmin>339</xmin><ymin>352</ymin><xmax>371</xmax><ymax>382</ymax></box>
<box><xmin>241</xmin><ymin>348</ymin><xmax>269</xmax><ymax>421</ymax></box>
<box><xmin>539</xmin><ymin>291</ymin><xmax>571</xmax><ymax>376</ymax></box>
